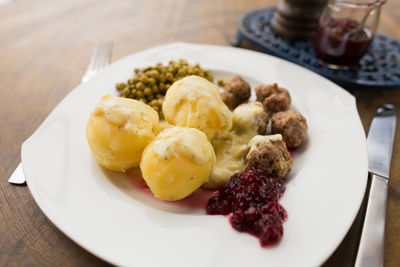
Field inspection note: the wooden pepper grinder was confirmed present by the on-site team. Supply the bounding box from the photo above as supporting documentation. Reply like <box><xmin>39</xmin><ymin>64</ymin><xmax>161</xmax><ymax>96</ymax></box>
<box><xmin>272</xmin><ymin>0</ymin><xmax>329</xmax><ymax>41</ymax></box>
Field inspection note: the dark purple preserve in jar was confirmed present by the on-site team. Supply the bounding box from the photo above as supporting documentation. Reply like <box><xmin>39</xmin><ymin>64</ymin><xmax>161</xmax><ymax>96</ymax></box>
<box><xmin>313</xmin><ymin>18</ymin><xmax>372</xmax><ymax>67</ymax></box>
<box><xmin>313</xmin><ymin>0</ymin><xmax>386</xmax><ymax>69</ymax></box>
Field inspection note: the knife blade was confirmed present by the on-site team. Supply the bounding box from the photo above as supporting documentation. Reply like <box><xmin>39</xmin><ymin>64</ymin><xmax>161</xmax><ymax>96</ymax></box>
<box><xmin>355</xmin><ymin>104</ymin><xmax>397</xmax><ymax>267</ymax></box>
<box><xmin>367</xmin><ymin>104</ymin><xmax>397</xmax><ymax>178</ymax></box>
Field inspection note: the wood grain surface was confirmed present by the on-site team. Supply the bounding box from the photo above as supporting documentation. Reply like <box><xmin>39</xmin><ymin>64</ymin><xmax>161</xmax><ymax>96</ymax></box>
<box><xmin>0</xmin><ymin>0</ymin><xmax>399</xmax><ymax>266</ymax></box>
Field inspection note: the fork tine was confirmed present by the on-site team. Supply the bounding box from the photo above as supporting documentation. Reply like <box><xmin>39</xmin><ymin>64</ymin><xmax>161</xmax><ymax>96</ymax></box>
<box><xmin>91</xmin><ymin>42</ymin><xmax>112</xmax><ymax>71</ymax></box>
<box><xmin>82</xmin><ymin>42</ymin><xmax>113</xmax><ymax>83</ymax></box>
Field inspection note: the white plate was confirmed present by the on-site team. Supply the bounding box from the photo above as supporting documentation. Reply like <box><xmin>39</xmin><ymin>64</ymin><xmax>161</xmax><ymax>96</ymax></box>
<box><xmin>21</xmin><ymin>42</ymin><xmax>368</xmax><ymax>267</ymax></box>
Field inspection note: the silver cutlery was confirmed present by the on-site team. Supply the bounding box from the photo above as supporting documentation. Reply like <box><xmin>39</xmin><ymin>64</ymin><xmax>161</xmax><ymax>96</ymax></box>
<box><xmin>8</xmin><ymin>42</ymin><xmax>113</xmax><ymax>185</ymax></box>
<box><xmin>81</xmin><ymin>42</ymin><xmax>113</xmax><ymax>83</ymax></box>
<box><xmin>355</xmin><ymin>104</ymin><xmax>397</xmax><ymax>267</ymax></box>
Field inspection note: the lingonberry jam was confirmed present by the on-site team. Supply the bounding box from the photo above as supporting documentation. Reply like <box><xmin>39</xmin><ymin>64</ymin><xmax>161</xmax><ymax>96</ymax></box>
<box><xmin>206</xmin><ymin>168</ymin><xmax>287</xmax><ymax>246</ymax></box>
<box><xmin>313</xmin><ymin>18</ymin><xmax>372</xmax><ymax>67</ymax></box>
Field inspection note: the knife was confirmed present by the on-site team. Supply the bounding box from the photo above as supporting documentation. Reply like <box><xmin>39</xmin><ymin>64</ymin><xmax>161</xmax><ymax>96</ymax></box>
<box><xmin>355</xmin><ymin>104</ymin><xmax>397</xmax><ymax>267</ymax></box>
<box><xmin>8</xmin><ymin>42</ymin><xmax>113</xmax><ymax>185</ymax></box>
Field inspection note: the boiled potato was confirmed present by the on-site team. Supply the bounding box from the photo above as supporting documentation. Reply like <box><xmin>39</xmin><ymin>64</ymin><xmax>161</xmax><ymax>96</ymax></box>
<box><xmin>86</xmin><ymin>95</ymin><xmax>159</xmax><ymax>172</ymax></box>
<box><xmin>140</xmin><ymin>127</ymin><xmax>215</xmax><ymax>201</ymax></box>
<box><xmin>162</xmin><ymin>75</ymin><xmax>232</xmax><ymax>139</ymax></box>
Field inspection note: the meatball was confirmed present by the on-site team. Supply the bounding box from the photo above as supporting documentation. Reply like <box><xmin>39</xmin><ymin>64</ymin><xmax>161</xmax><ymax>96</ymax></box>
<box><xmin>221</xmin><ymin>75</ymin><xmax>251</xmax><ymax>109</ymax></box>
<box><xmin>271</xmin><ymin>110</ymin><xmax>307</xmax><ymax>148</ymax></box>
<box><xmin>255</xmin><ymin>83</ymin><xmax>291</xmax><ymax>114</ymax></box>
<box><xmin>221</xmin><ymin>91</ymin><xmax>238</xmax><ymax>110</ymax></box>
<box><xmin>255</xmin><ymin>109</ymin><xmax>269</xmax><ymax>135</ymax></box>
<box><xmin>245</xmin><ymin>134</ymin><xmax>292</xmax><ymax>179</ymax></box>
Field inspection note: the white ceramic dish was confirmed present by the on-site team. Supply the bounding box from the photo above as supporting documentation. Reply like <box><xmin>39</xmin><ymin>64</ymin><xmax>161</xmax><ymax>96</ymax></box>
<box><xmin>21</xmin><ymin>42</ymin><xmax>368</xmax><ymax>267</ymax></box>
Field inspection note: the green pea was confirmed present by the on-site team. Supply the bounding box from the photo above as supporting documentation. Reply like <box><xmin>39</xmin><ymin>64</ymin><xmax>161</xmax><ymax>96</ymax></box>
<box><xmin>141</xmin><ymin>75</ymin><xmax>149</xmax><ymax>84</ymax></box>
<box><xmin>152</xmin><ymin>85</ymin><xmax>159</xmax><ymax>94</ymax></box>
<box><xmin>152</xmin><ymin>106</ymin><xmax>159</xmax><ymax>112</ymax></box>
<box><xmin>133</xmin><ymin>77</ymin><xmax>140</xmax><ymax>83</ymax></box>
<box><xmin>122</xmin><ymin>88</ymin><xmax>130</xmax><ymax>97</ymax></box>
<box><xmin>205</xmin><ymin>70</ymin><xmax>213</xmax><ymax>81</ymax></box>
<box><xmin>150</xmin><ymin>100</ymin><xmax>159</xmax><ymax>106</ymax></box>
<box><xmin>136</xmin><ymin>82</ymin><xmax>145</xmax><ymax>90</ymax></box>
<box><xmin>116</xmin><ymin>83</ymin><xmax>126</xmax><ymax>90</ymax></box>
<box><xmin>147</xmin><ymin>70</ymin><xmax>160</xmax><ymax>78</ymax></box>
<box><xmin>179</xmin><ymin>59</ymin><xmax>188</xmax><ymax>65</ymax></box>
<box><xmin>136</xmin><ymin>91</ymin><xmax>144</xmax><ymax>98</ymax></box>
<box><xmin>177</xmin><ymin>69</ymin><xmax>185</xmax><ymax>77</ymax></box>
<box><xmin>144</xmin><ymin>88</ymin><xmax>152</xmax><ymax>96</ymax></box>
<box><xmin>165</xmin><ymin>72</ymin><xmax>173</xmax><ymax>81</ymax></box>
<box><xmin>147</xmin><ymin>94</ymin><xmax>154</xmax><ymax>101</ymax></box>
<box><xmin>148</xmin><ymin>78</ymin><xmax>156</xmax><ymax>85</ymax></box>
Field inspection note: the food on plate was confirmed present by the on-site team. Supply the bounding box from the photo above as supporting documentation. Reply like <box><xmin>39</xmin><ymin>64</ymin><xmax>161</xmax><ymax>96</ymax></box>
<box><xmin>86</xmin><ymin>64</ymin><xmax>309</xmax><ymax>248</ymax></box>
<box><xmin>217</xmin><ymin>79</ymin><xmax>225</xmax><ymax>87</ymax></box>
<box><xmin>162</xmin><ymin>75</ymin><xmax>232</xmax><ymax>139</ymax></box>
<box><xmin>255</xmin><ymin>83</ymin><xmax>291</xmax><ymax>114</ymax></box>
<box><xmin>206</xmin><ymin>132</ymin><xmax>248</xmax><ymax>189</ymax></box>
<box><xmin>221</xmin><ymin>75</ymin><xmax>251</xmax><ymax>110</ymax></box>
<box><xmin>206</xmin><ymin>168</ymin><xmax>287</xmax><ymax>246</ymax></box>
<box><xmin>205</xmin><ymin>102</ymin><xmax>269</xmax><ymax>188</ymax></box>
<box><xmin>245</xmin><ymin>134</ymin><xmax>292</xmax><ymax>179</ymax></box>
<box><xmin>232</xmin><ymin>102</ymin><xmax>269</xmax><ymax>135</ymax></box>
<box><xmin>86</xmin><ymin>95</ymin><xmax>159</xmax><ymax>172</ymax></box>
<box><xmin>271</xmin><ymin>110</ymin><xmax>308</xmax><ymax>148</ymax></box>
<box><xmin>140</xmin><ymin>127</ymin><xmax>216</xmax><ymax>201</ymax></box>
<box><xmin>116</xmin><ymin>59</ymin><xmax>213</xmax><ymax>118</ymax></box>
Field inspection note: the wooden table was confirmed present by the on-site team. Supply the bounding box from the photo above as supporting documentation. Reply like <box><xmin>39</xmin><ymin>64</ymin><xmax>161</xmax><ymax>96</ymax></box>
<box><xmin>0</xmin><ymin>0</ymin><xmax>399</xmax><ymax>266</ymax></box>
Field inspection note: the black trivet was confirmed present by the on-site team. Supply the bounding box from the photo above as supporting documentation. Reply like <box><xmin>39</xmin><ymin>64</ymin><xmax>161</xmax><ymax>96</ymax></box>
<box><xmin>233</xmin><ymin>8</ymin><xmax>400</xmax><ymax>90</ymax></box>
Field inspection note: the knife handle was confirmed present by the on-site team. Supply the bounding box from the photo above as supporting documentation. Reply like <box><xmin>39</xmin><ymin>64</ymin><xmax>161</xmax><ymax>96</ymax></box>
<box><xmin>355</xmin><ymin>174</ymin><xmax>388</xmax><ymax>267</ymax></box>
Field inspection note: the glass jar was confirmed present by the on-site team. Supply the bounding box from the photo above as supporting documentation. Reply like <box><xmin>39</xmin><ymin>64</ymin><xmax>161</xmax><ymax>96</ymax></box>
<box><xmin>313</xmin><ymin>0</ymin><xmax>386</xmax><ymax>69</ymax></box>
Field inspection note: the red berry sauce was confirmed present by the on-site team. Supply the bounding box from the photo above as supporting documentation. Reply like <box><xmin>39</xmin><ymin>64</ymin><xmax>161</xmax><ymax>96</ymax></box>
<box><xmin>206</xmin><ymin>168</ymin><xmax>287</xmax><ymax>247</ymax></box>
<box><xmin>313</xmin><ymin>18</ymin><xmax>372</xmax><ymax>66</ymax></box>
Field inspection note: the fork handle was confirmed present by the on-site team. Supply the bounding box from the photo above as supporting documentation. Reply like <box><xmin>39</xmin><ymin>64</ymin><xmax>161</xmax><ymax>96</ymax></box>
<box><xmin>355</xmin><ymin>174</ymin><xmax>388</xmax><ymax>267</ymax></box>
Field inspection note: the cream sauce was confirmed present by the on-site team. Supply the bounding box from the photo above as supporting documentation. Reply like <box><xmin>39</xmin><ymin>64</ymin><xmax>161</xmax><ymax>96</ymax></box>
<box><xmin>232</xmin><ymin>102</ymin><xmax>264</xmax><ymax>133</ymax></box>
<box><xmin>206</xmin><ymin>102</ymin><xmax>266</xmax><ymax>188</ymax></box>
<box><xmin>94</xmin><ymin>95</ymin><xmax>158</xmax><ymax>136</ymax></box>
<box><xmin>152</xmin><ymin>127</ymin><xmax>214</xmax><ymax>165</ymax></box>
<box><xmin>247</xmin><ymin>134</ymin><xmax>282</xmax><ymax>155</ymax></box>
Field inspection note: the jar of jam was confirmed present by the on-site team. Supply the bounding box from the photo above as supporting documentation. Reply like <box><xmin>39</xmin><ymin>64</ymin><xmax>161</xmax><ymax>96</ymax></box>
<box><xmin>313</xmin><ymin>0</ymin><xmax>386</xmax><ymax>69</ymax></box>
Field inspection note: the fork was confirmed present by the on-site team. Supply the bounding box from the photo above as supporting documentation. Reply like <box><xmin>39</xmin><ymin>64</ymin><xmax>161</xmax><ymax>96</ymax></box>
<box><xmin>81</xmin><ymin>42</ymin><xmax>113</xmax><ymax>83</ymax></box>
<box><xmin>8</xmin><ymin>42</ymin><xmax>113</xmax><ymax>185</ymax></box>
